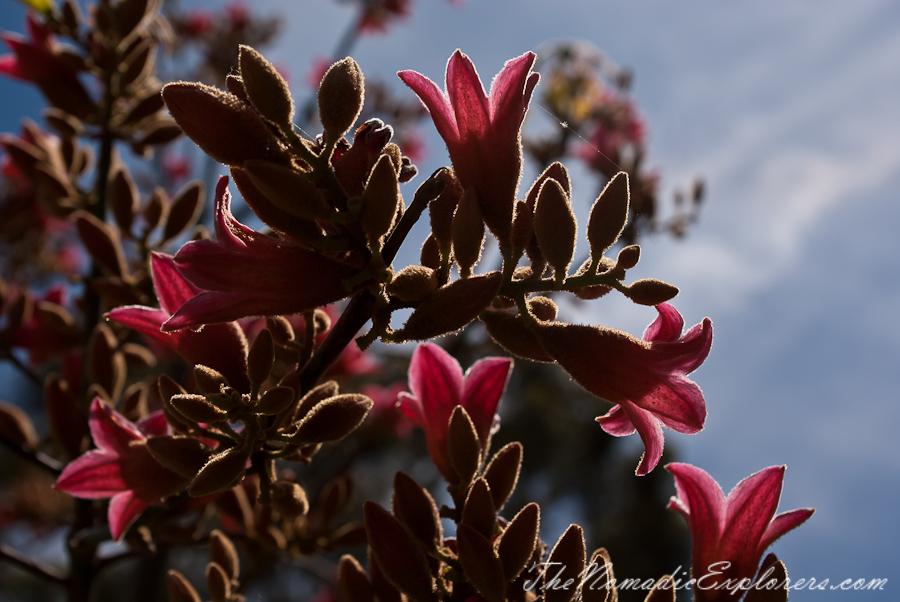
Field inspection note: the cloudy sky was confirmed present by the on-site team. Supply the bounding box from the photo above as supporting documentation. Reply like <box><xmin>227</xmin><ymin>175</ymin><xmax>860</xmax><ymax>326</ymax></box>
<box><xmin>2</xmin><ymin>0</ymin><xmax>898</xmax><ymax>598</ymax></box>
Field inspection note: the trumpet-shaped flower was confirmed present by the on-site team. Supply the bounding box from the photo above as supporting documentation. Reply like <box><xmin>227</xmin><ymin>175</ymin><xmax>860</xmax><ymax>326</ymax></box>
<box><xmin>55</xmin><ymin>398</ymin><xmax>189</xmax><ymax>542</ymax></box>
<box><xmin>536</xmin><ymin>303</ymin><xmax>713</xmax><ymax>475</ymax></box>
<box><xmin>398</xmin><ymin>50</ymin><xmax>539</xmax><ymax>242</ymax></box>
<box><xmin>397</xmin><ymin>343</ymin><xmax>512</xmax><ymax>482</ymax></box>
<box><xmin>107</xmin><ymin>252</ymin><xmax>251</xmax><ymax>391</ymax></box>
<box><xmin>666</xmin><ymin>463</ymin><xmax>814</xmax><ymax>602</ymax></box>
<box><xmin>161</xmin><ymin>176</ymin><xmax>358</xmax><ymax>332</ymax></box>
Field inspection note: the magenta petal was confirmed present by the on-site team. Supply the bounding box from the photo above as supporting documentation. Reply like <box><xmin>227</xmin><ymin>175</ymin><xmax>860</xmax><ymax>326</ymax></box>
<box><xmin>137</xmin><ymin>411</ymin><xmax>169</xmax><ymax>437</ymax></box>
<box><xmin>638</xmin><ymin>375</ymin><xmax>706</xmax><ymax>433</ymax></box>
<box><xmin>89</xmin><ymin>397</ymin><xmax>143</xmax><ymax>453</ymax></box>
<box><xmin>643</xmin><ymin>303</ymin><xmax>685</xmax><ymax>342</ymax></box>
<box><xmin>106</xmin><ymin>306</ymin><xmax>172</xmax><ymax>346</ymax></box>
<box><xmin>758</xmin><ymin>507</ymin><xmax>816</xmax><ymax>555</ymax></box>
<box><xmin>445</xmin><ymin>50</ymin><xmax>491</xmax><ymax>143</ymax></box>
<box><xmin>619</xmin><ymin>402</ymin><xmax>664</xmax><ymax>476</ymax></box>
<box><xmin>397</xmin><ymin>69</ymin><xmax>459</xmax><ymax>143</ymax></box>
<box><xmin>595</xmin><ymin>405</ymin><xmax>636</xmax><ymax>436</ymax></box>
<box><xmin>108</xmin><ymin>490</ymin><xmax>149</xmax><ymax>542</ymax></box>
<box><xmin>150</xmin><ymin>252</ymin><xmax>200</xmax><ymax>314</ymax></box>
<box><xmin>667</xmin><ymin>463</ymin><xmax>726</xmax><ymax>542</ymax></box>
<box><xmin>408</xmin><ymin>343</ymin><xmax>463</xmax><ymax>426</ymax></box>
<box><xmin>460</xmin><ymin>357</ymin><xmax>512</xmax><ymax>444</ymax></box>
<box><xmin>647</xmin><ymin>317</ymin><xmax>713</xmax><ymax>374</ymax></box>
<box><xmin>55</xmin><ymin>451</ymin><xmax>127</xmax><ymax>498</ymax></box>
<box><xmin>719</xmin><ymin>467</ymin><xmax>785</xmax><ymax>561</ymax></box>
<box><xmin>488</xmin><ymin>52</ymin><xmax>537</xmax><ymax>133</ymax></box>
<box><xmin>396</xmin><ymin>392</ymin><xmax>425</xmax><ymax>427</ymax></box>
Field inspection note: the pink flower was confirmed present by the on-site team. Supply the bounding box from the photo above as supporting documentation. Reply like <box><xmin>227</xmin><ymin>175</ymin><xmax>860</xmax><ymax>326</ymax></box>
<box><xmin>666</xmin><ymin>463</ymin><xmax>815</xmax><ymax>601</ymax></box>
<box><xmin>55</xmin><ymin>398</ymin><xmax>189</xmax><ymax>542</ymax></box>
<box><xmin>398</xmin><ymin>50</ymin><xmax>540</xmax><ymax>242</ymax></box>
<box><xmin>361</xmin><ymin>382</ymin><xmax>413</xmax><ymax>438</ymax></box>
<box><xmin>397</xmin><ymin>343</ymin><xmax>512</xmax><ymax>483</ymax></box>
<box><xmin>357</xmin><ymin>0</ymin><xmax>412</xmax><ymax>34</ymax></box>
<box><xmin>106</xmin><ymin>252</ymin><xmax>251</xmax><ymax>391</ymax></box>
<box><xmin>160</xmin><ymin>176</ymin><xmax>358</xmax><ymax>332</ymax></box>
<box><xmin>537</xmin><ymin>303</ymin><xmax>713</xmax><ymax>475</ymax></box>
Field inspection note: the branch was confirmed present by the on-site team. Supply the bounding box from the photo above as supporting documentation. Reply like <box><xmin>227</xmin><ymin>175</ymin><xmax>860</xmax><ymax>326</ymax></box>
<box><xmin>0</xmin><ymin>543</ymin><xmax>69</xmax><ymax>586</ymax></box>
<box><xmin>0</xmin><ymin>431</ymin><xmax>64</xmax><ymax>475</ymax></box>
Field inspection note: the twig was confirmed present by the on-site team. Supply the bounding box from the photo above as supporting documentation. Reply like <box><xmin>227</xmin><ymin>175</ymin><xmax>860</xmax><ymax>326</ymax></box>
<box><xmin>0</xmin><ymin>543</ymin><xmax>69</xmax><ymax>586</ymax></box>
<box><xmin>0</xmin><ymin>431</ymin><xmax>64</xmax><ymax>475</ymax></box>
<box><xmin>1</xmin><ymin>352</ymin><xmax>44</xmax><ymax>388</ymax></box>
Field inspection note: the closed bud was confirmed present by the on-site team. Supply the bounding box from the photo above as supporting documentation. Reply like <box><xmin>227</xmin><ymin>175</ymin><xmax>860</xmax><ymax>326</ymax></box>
<box><xmin>483</xmin><ymin>442</ymin><xmax>523</xmax><ymax>511</ymax></box>
<box><xmin>206</xmin><ymin>561</ymin><xmax>231</xmax><ymax>602</ymax></box>
<box><xmin>456</xmin><ymin>523</ymin><xmax>506</xmax><ymax>602</ymax></box>
<box><xmin>170</xmin><ymin>394</ymin><xmax>228</xmax><ymax>424</ymax></box>
<box><xmin>393</xmin><ymin>271</ymin><xmax>501</xmax><ymax>342</ymax></box>
<box><xmin>43</xmin><ymin>107</ymin><xmax>83</xmax><ymax>137</ymax></box>
<box><xmin>544</xmin><ymin>524</ymin><xmax>586</xmax><ymax>602</ymax></box>
<box><xmin>244</xmin><ymin>160</ymin><xmax>332</xmax><ymax>220</ymax></box>
<box><xmin>429</xmin><ymin>169</ymin><xmax>463</xmax><ymax>248</ymax></box>
<box><xmin>110</xmin><ymin>166</ymin><xmax>138</xmax><ymax>236</ymax></box>
<box><xmin>386</xmin><ymin>265</ymin><xmax>438</xmax><ymax>302</ymax></box>
<box><xmin>480</xmin><ymin>309</ymin><xmax>553</xmax><ymax>363</ymax></box>
<box><xmin>247</xmin><ymin>329</ymin><xmax>275</xmax><ymax>387</ymax></box>
<box><xmin>291</xmin><ymin>394</ymin><xmax>373</xmax><ymax>444</ymax></box>
<box><xmin>448</xmin><ymin>406</ymin><xmax>482</xmax><ymax>487</ymax></box>
<box><xmin>582</xmin><ymin>548</ymin><xmax>616</xmax><ymax>602</ymax></box>
<box><xmin>122</xmin><ymin>343</ymin><xmax>157</xmax><ymax>368</ymax></box>
<box><xmin>461</xmin><ymin>477</ymin><xmax>496</xmax><ymax>539</ymax></box>
<box><xmin>527</xmin><ymin>296</ymin><xmax>558</xmax><ymax>322</ymax></box>
<box><xmin>293</xmin><ymin>380</ymin><xmax>339</xmax><ymax>422</ymax></box>
<box><xmin>256</xmin><ymin>386</ymin><xmax>295</xmax><ymax>415</ymax></box>
<box><xmin>420</xmin><ymin>234</ymin><xmax>441</xmax><ymax>270</ymax></box>
<box><xmin>364</xmin><ymin>501</ymin><xmax>437</xmax><ymax>602</ymax></box>
<box><xmin>122</xmin><ymin>88</ymin><xmax>165</xmax><ymax>126</ymax></box>
<box><xmin>134</xmin><ymin>118</ymin><xmax>183</xmax><ymax>146</ymax></box>
<box><xmin>644</xmin><ymin>576</ymin><xmax>676</xmax><ymax>602</ymax></box>
<box><xmin>239</xmin><ymin>45</ymin><xmax>294</xmax><ymax>126</ymax></box>
<box><xmin>616</xmin><ymin>244</ymin><xmax>641</xmax><ymax>270</ymax></box>
<box><xmin>209</xmin><ymin>530</ymin><xmax>240</xmax><ymax>583</ymax></box>
<box><xmin>35</xmin><ymin>300</ymin><xmax>76</xmax><ymax>332</ymax></box>
<box><xmin>163</xmin><ymin>82</ymin><xmax>290</xmax><ymax>167</ymax></box>
<box><xmin>162</xmin><ymin>181</ymin><xmax>204</xmax><ymax>243</ymax></box>
<box><xmin>511</xmin><ymin>200</ymin><xmax>534</xmax><ymax>255</ymax></box>
<box><xmin>0</xmin><ymin>401</ymin><xmax>38</xmax><ymax>449</ymax></box>
<box><xmin>368</xmin><ymin>546</ymin><xmax>403</xmax><ymax>602</ymax></box>
<box><xmin>534</xmin><ymin>179</ymin><xmax>577</xmax><ymax>282</ymax></box>
<box><xmin>452</xmin><ymin>187</ymin><xmax>484</xmax><ymax>277</ymax></box>
<box><xmin>587</xmin><ymin>172</ymin><xmax>630</xmax><ymax>258</ymax></box>
<box><xmin>167</xmin><ymin>570</ymin><xmax>201</xmax><ymax>602</ymax></box>
<box><xmin>225</xmin><ymin>74</ymin><xmax>247</xmax><ymax>99</ymax></box>
<box><xmin>626</xmin><ymin>278</ymin><xmax>679</xmax><ymax>306</ymax></box>
<box><xmin>194</xmin><ymin>365</ymin><xmax>228</xmax><ymax>395</ymax></box>
<box><xmin>338</xmin><ymin>554</ymin><xmax>374</xmax><ymax>602</ymax></box>
<box><xmin>745</xmin><ymin>554</ymin><xmax>788</xmax><ymax>602</ymax></box>
<box><xmin>120</xmin><ymin>382</ymin><xmax>148</xmax><ymax>421</ymax></box>
<box><xmin>143</xmin><ymin>187</ymin><xmax>168</xmax><ymax>231</ymax></box>
<box><xmin>146</xmin><ymin>435</ymin><xmax>213</xmax><ymax>479</ymax></box>
<box><xmin>361</xmin><ymin>154</ymin><xmax>401</xmax><ymax>245</ymax></box>
<box><xmin>571</xmin><ymin>257</ymin><xmax>614</xmax><ymax>300</ymax></box>
<box><xmin>497</xmin><ymin>503</ymin><xmax>540</xmax><ymax>583</ymax></box>
<box><xmin>392</xmin><ymin>471</ymin><xmax>442</xmax><ymax>550</ymax></box>
<box><xmin>74</xmin><ymin>211</ymin><xmax>127</xmax><ymax>278</ymax></box>
<box><xmin>312</xmin><ymin>309</ymin><xmax>332</xmax><ymax>335</ymax></box>
<box><xmin>158</xmin><ymin>375</ymin><xmax>193</xmax><ymax>433</ymax></box>
<box><xmin>271</xmin><ymin>481</ymin><xmax>309</xmax><ymax>518</ymax></box>
<box><xmin>265</xmin><ymin>316</ymin><xmax>295</xmax><ymax>345</ymax></box>
<box><xmin>88</xmin><ymin>324</ymin><xmax>125</xmax><ymax>401</ymax></box>
<box><xmin>189</xmin><ymin>446</ymin><xmax>250</xmax><ymax>496</ymax></box>
<box><xmin>318</xmin><ymin>57</ymin><xmax>365</xmax><ymax>139</ymax></box>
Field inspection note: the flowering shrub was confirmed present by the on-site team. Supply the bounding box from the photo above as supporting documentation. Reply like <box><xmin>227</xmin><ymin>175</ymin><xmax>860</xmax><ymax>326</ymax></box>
<box><xmin>0</xmin><ymin>0</ymin><xmax>811</xmax><ymax>601</ymax></box>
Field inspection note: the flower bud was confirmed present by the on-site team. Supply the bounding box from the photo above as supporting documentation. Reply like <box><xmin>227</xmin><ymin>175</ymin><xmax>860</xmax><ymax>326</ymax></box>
<box><xmin>146</xmin><ymin>435</ymin><xmax>213</xmax><ymax>479</ymax></box>
<box><xmin>534</xmin><ymin>179</ymin><xmax>577</xmax><ymax>281</ymax></box>
<box><xmin>271</xmin><ymin>481</ymin><xmax>309</xmax><ymax>518</ymax></box>
<box><xmin>239</xmin><ymin>45</ymin><xmax>294</xmax><ymax>127</ymax></box>
<box><xmin>544</xmin><ymin>525</ymin><xmax>586</xmax><ymax>602</ymax></box>
<box><xmin>387</xmin><ymin>265</ymin><xmax>439</xmax><ymax>302</ymax></box>
<box><xmin>88</xmin><ymin>324</ymin><xmax>125</xmax><ymax>401</ymax></box>
<box><xmin>364</xmin><ymin>501</ymin><xmax>437</xmax><ymax>602</ymax></box>
<box><xmin>420</xmin><ymin>234</ymin><xmax>441</xmax><ymax>270</ymax></box>
<box><xmin>109</xmin><ymin>165</ymin><xmax>138</xmax><ymax>236</ymax></box>
<box><xmin>511</xmin><ymin>200</ymin><xmax>534</xmax><ymax>256</ymax></box>
<box><xmin>189</xmin><ymin>446</ymin><xmax>250</xmax><ymax>496</ymax></box>
<box><xmin>0</xmin><ymin>401</ymin><xmax>38</xmax><ymax>449</ymax></box>
<box><xmin>496</xmin><ymin>503</ymin><xmax>540</xmax><ymax>583</ymax></box>
<box><xmin>162</xmin><ymin>181</ymin><xmax>204</xmax><ymax>243</ymax></box>
<box><xmin>587</xmin><ymin>172</ymin><xmax>630</xmax><ymax>258</ymax></box>
<box><xmin>167</xmin><ymin>570</ymin><xmax>201</xmax><ymax>602</ymax></box>
<box><xmin>428</xmin><ymin>169</ymin><xmax>463</xmax><ymax>249</ymax></box>
<box><xmin>265</xmin><ymin>316</ymin><xmax>295</xmax><ymax>345</ymax></box>
<box><xmin>312</xmin><ymin>309</ymin><xmax>332</xmax><ymax>335</ymax></box>
<box><xmin>256</xmin><ymin>386</ymin><xmax>295</xmax><ymax>415</ymax></box>
<box><xmin>243</xmin><ymin>160</ymin><xmax>332</xmax><ymax>220</ymax></box>
<box><xmin>293</xmin><ymin>380</ymin><xmax>339</xmax><ymax>422</ymax></box>
<box><xmin>645</xmin><ymin>576</ymin><xmax>676</xmax><ymax>602</ymax></box>
<box><xmin>616</xmin><ymin>244</ymin><xmax>641</xmax><ymax>270</ymax></box>
<box><xmin>626</xmin><ymin>278</ymin><xmax>679</xmax><ymax>306</ymax></box>
<box><xmin>582</xmin><ymin>548</ymin><xmax>616</xmax><ymax>602</ymax></box>
<box><xmin>143</xmin><ymin>188</ymin><xmax>168</xmax><ymax>231</ymax></box>
<box><xmin>483</xmin><ymin>442</ymin><xmax>522</xmax><ymax>511</ymax></box>
<box><xmin>456</xmin><ymin>523</ymin><xmax>505</xmax><ymax>602</ymax></box>
<box><xmin>392</xmin><ymin>271</ymin><xmax>501</xmax><ymax>342</ymax></box>
<box><xmin>194</xmin><ymin>365</ymin><xmax>229</xmax><ymax>395</ymax></box>
<box><xmin>158</xmin><ymin>375</ymin><xmax>193</xmax><ymax>433</ymax></box>
<box><xmin>480</xmin><ymin>309</ymin><xmax>553</xmax><ymax>363</ymax></box>
<box><xmin>209</xmin><ymin>530</ymin><xmax>240</xmax><ymax>583</ymax></box>
<box><xmin>206</xmin><ymin>561</ymin><xmax>231</xmax><ymax>602</ymax></box>
<box><xmin>75</xmin><ymin>211</ymin><xmax>127</xmax><ymax>278</ymax></box>
<box><xmin>291</xmin><ymin>394</ymin><xmax>373</xmax><ymax>444</ymax></box>
<box><xmin>170</xmin><ymin>394</ymin><xmax>228</xmax><ymax>424</ymax></box>
<box><xmin>338</xmin><ymin>554</ymin><xmax>374</xmax><ymax>602</ymax></box>
<box><xmin>247</xmin><ymin>329</ymin><xmax>275</xmax><ymax>387</ymax></box>
<box><xmin>527</xmin><ymin>296</ymin><xmax>557</xmax><ymax>322</ymax></box>
<box><xmin>225</xmin><ymin>74</ymin><xmax>247</xmax><ymax>99</ymax></box>
<box><xmin>318</xmin><ymin>57</ymin><xmax>365</xmax><ymax>139</ymax></box>
<box><xmin>746</xmin><ymin>554</ymin><xmax>788</xmax><ymax>602</ymax></box>
<box><xmin>392</xmin><ymin>471</ymin><xmax>442</xmax><ymax>551</ymax></box>
<box><xmin>461</xmin><ymin>477</ymin><xmax>496</xmax><ymax>539</ymax></box>
<box><xmin>448</xmin><ymin>406</ymin><xmax>482</xmax><ymax>486</ymax></box>
<box><xmin>361</xmin><ymin>154</ymin><xmax>401</xmax><ymax>245</ymax></box>
<box><xmin>452</xmin><ymin>187</ymin><xmax>484</xmax><ymax>277</ymax></box>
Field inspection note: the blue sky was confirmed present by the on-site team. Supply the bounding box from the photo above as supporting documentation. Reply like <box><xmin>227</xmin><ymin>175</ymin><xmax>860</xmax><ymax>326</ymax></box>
<box><xmin>2</xmin><ymin>0</ymin><xmax>898</xmax><ymax>598</ymax></box>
